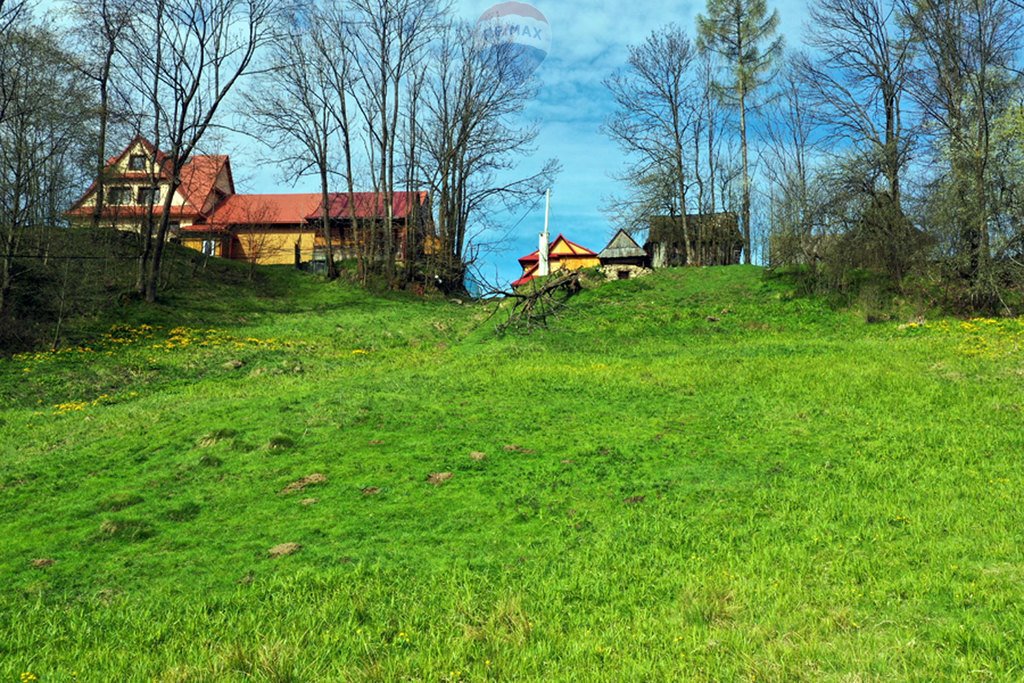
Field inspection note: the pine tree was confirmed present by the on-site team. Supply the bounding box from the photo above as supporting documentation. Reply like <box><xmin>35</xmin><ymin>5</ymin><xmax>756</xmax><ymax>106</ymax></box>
<box><xmin>697</xmin><ymin>0</ymin><xmax>783</xmax><ymax>264</ymax></box>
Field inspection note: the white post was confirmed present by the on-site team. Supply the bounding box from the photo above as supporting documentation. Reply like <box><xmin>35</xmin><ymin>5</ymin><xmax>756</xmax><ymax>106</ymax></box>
<box><xmin>538</xmin><ymin>189</ymin><xmax>550</xmax><ymax>277</ymax></box>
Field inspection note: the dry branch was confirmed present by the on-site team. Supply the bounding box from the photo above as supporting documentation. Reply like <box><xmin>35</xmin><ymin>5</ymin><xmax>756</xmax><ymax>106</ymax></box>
<box><xmin>495</xmin><ymin>271</ymin><xmax>582</xmax><ymax>334</ymax></box>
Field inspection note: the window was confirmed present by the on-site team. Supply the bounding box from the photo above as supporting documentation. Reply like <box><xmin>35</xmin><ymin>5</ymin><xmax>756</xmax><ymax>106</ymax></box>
<box><xmin>201</xmin><ymin>239</ymin><xmax>217</xmax><ymax>256</ymax></box>
<box><xmin>128</xmin><ymin>154</ymin><xmax>146</xmax><ymax>171</ymax></box>
<box><xmin>137</xmin><ymin>186</ymin><xmax>161</xmax><ymax>205</ymax></box>
<box><xmin>107</xmin><ymin>186</ymin><xmax>133</xmax><ymax>205</ymax></box>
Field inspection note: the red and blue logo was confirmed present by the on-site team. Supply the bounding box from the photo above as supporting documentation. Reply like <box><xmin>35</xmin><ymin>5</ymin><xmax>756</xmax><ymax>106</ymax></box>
<box><xmin>475</xmin><ymin>2</ymin><xmax>551</xmax><ymax>77</ymax></box>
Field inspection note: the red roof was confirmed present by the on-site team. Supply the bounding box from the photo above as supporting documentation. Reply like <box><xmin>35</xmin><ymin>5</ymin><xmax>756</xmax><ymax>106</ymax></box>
<box><xmin>511</xmin><ymin>264</ymin><xmax>539</xmax><ymax>288</ymax></box>
<box><xmin>517</xmin><ymin>234</ymin><xmax>597</xmax><ymax>266</ymax></box>
<box><xmin>178</xmin><ymin>155</ymin><xmax>230</xmax><ymax>212</ymax></box>
<box><xmin>311</xmin><ymin>192</ymin><xmax>429</xmax><ymax>221</ymax></box>
<box><xmin>191</xmin><ymin>193</ymin><xmax>323</xmax><ymax>231</ymax></box>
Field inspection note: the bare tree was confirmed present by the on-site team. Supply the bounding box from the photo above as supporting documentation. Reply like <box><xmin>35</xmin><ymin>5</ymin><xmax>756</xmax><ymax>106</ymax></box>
<box><xmin>798</xmin><ymin>0</ymin><xmax>913</xmax><ymax>210</ymax></box>
<box><xmin>346</xmin><ymin>0</ymin><xmax>446</xmax><ymax>280</ymax></box>
<box><xmin>0</xmin><ymin>23</ymin><xmax>95</xmax><ymax>317</ymax></box>
<box><xmin>604</xmin><ymin>25</ymin><xmax>701</xmax><ymax>263</ymax></box>
<box><xmin>762</xmin><ymin>59</ymin><xmax>820</xmax><ymax>269</ymax></box>
<box><xmin>243</xmin><ymin>4</ymin><xmax>341</xmax><ymax>278</ymax></box>
<box><xmin>416</xmin><ymin>21</ymin><xmax>559</xmax><ymax>293</ymax></box>
<box><xmin>0</xmin><ymin>0</ymin><xmax>28</xmax><ymax>128</ymax></box>
<box><xmin>129</xmin><ymin>0</ymin><xmax>278</xmax><ymax>302</ymax></box>
<box><xmin>65</xmin><ymin>0</ymin><xmax>138</xmax><ymax>231</ymax></box>
<box><xmin>0</xmin><ymin>0</ymin><xmax>26</xmax><ymax>37</ymax></box>
<box><xmin>693</xmin><ymin>52</ymin><xmax>731</xmax><ymax>216</ymax></box>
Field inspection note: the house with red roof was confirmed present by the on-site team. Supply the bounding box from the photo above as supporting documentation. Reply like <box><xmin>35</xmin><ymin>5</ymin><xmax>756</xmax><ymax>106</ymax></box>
<box><xmin>67</xmin><ymin>136</ymin><xmax>433</xmax><ymax>266</ymax></box>
<box><xmin>511</xmin><ymin>234</ymin><xmax>600</xmax><ymax>288</ymax></box>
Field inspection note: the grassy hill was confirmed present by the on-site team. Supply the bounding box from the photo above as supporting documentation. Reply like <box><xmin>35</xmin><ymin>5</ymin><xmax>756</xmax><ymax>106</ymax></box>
<box><xmin>3</xmin><ymin>265</ymin><xmax>1024</xmax><ymax>680</ymax></box>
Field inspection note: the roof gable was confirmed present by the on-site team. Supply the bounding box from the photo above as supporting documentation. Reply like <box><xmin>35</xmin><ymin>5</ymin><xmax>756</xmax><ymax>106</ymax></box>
<box><xmin>598</xmin><ymin>229</ymin><xmax>647</xmax><ymax>260</ymax></box>
<box><xmin>549</xmin><ymin>234</ymin><xmax>597</xmax><ymax>257</ymax></box>
<box><xmin>518</xmin><ymin>234</ymin><xmax>597</xmax><ymax>265</ymax></box>
<box><xmin>177</xmin><ymin>155</ymin><xmax>229</xmax><ymax>213</ymax></box>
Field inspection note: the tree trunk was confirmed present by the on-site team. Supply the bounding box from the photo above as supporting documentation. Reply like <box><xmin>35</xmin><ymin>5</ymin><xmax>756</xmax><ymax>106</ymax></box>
<box><xmin>0</xmin><ymin>233</ymin><xmax>13</xmax><ymax>318</ymax></box>
<box><xmin>320</xmin><ymin>161</ymin><xmax>338</xmax><ymax>279</ymax></box>
<box><xmin>145</xmin><ymin>168</ymin><xmax>181</xmax><ymax>303</ymax></box>
<box><xmin>137</xmin><ymin>0</ymin><xmax>163</xmax><ymax>295</ymax></box>
<box><xmin>739</xmin><ymin>86</ymin><xmax>752</xmax><ymax>265</ymax></box>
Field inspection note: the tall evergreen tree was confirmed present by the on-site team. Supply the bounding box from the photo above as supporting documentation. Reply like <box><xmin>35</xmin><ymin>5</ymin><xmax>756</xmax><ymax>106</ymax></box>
<box><xmin>697</xmin><ymin>0</ymin><xmax>783</xmax><ymax>264</ymax></box>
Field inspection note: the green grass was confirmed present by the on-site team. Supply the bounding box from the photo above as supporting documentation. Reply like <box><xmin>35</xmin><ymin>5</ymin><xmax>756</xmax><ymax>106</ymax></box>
<box><xmin>3</xmin><ymin>264</ymin><xmax>1024</xmax><ymax>681</ymax></box>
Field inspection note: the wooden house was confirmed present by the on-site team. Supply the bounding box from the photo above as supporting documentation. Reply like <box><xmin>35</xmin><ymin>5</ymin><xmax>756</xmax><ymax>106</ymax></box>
<box><xmin>512</xmin><ymin>234</ymin><xmax>599</xmax><ymax>287</ymax></box>
<box><xmin>645</xmin><ymin>213</ymin><xmax>743</xmax><ymax>267</ymax></box>
<box><xmin>66</xmin><ymin>137</ymin><xmax>433</xmax><ymax>266</ymax></box>
<box><xmin>66</xmin><ymin>136</ymin><xmax>233</xmax><ymax>238</ymax></box>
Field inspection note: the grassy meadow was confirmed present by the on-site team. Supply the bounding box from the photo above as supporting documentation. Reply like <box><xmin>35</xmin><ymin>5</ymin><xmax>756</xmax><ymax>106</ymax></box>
<box><xmin>2</xmin><ymin>263</ymin><xmax>1024</xmax><ymax>681</ymax></box>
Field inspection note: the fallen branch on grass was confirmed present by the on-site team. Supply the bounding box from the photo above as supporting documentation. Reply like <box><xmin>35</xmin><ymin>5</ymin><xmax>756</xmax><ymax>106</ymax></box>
<box><xmin>495</xmin><ymin>271</ymin><xmax>583</xmax><ymax>334</ymax></box>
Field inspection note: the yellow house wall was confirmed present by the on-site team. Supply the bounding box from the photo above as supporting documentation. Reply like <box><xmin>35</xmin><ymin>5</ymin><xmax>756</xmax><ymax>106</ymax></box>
<box><xmin>551</xmin><ymin>256</ymin><xmax>600</xmax><ymax>272</ymax></box>
<box><xmin>180</xmin><ymin>236</ymin><xmax>220</xmax><ymax>257</ymax></box>
<box><xmin>77</xmin><ymin>181</ymin><xmax>183</xmax><ymax>209</ymax></box>
<box><xmin>234</xmin><ymin>229</ymin><xmax>319</xmax><ymax>265</ymax></box>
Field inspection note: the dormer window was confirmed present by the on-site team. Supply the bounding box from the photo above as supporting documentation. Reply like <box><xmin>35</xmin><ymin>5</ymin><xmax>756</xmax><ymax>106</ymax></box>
<box><xmin>137</xmin><ymin>186</ymin><xmax>161</xmax><ymax>205</ymax></box>
<box><xmin>107</xmin><ymin>186</ymin><xmax>133</xmax><ymax>205</ymax></box>
<box><xmin>128</xmin><ymin>154</ymin><xmax>146</xmax><ymax>171</ymax></box>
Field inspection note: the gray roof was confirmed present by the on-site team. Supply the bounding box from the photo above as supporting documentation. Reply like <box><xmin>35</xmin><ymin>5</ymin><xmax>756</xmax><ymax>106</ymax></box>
<box><xmin>598</xmin><ymin>229</ymin><xmax>647</xmax><ymax>260</ymax></box>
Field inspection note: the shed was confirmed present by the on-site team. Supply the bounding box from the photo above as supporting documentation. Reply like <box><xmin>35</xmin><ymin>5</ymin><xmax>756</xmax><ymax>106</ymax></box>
<box><xmin>597</xmin><ymin>229</ymin><xmax>651</xmax><ymax>280</ymax></box>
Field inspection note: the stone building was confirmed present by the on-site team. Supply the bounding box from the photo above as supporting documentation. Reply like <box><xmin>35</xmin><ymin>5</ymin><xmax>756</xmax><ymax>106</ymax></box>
<box><xmin>597</xmin><ymin>229</ymin><xmax>652</xmax><ymax>280</ymax></box>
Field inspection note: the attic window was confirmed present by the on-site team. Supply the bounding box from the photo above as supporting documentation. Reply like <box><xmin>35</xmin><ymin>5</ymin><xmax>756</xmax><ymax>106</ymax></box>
<box><xmin>128</xmin><ymin>154</ymin><xmax>146</xmax><ymax>171</ymax></box>
<box><xmin>137</xmin><ymin>186</ymin><xmax>161</xmax><ymax>205</ymax></box>
<box><xmin>107</xmin><ymin>186</ymin><xmax>133</xmax><ymax>205</ymax></box>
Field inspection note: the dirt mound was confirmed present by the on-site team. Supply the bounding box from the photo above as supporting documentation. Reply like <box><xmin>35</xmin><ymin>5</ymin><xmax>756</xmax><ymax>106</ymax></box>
<box><xmin>268</xmin><ymin>543</ymin><xmax>301</xmax><ymax>558</ymax></box>
<box><xmin>469</xmin><ymin>451</ymin><xmax>486</xmax><ymax>461</ymax></box>
<box><xmin>197</xmin><ymin>429</ymin><xmax>237</xmax><ymax>447</ymax></box>
<box><xmin>361</xmin><ymin>487</ymin><xmax>381</xmax><ymax>496</ymax></box>
<box><xmin>31</xmin><ymin>558</ymin><xmax>54</xmax><ymax>568</ymax></box>
<box><xmin>427</xmin><ymin>472</ymin><xmax>453</xmax><ymax>486</ymax></box>
<box><xmin>280</xmin><ymin>473</ymin><xmax>327</xmax><ymax>495</ymax></box>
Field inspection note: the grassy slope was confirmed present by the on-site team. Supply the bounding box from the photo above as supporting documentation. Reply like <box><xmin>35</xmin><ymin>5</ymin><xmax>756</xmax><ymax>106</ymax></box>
<box><xmin>2</xmin><ymin>265</ymin><xmax>1024</xmax><ymax>681</ymax></box>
